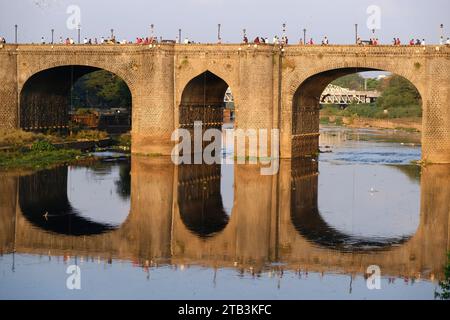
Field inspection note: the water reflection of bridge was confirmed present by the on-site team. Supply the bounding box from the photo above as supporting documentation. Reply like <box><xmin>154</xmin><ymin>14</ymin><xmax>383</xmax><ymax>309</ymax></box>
<box><xmin>0</xmin><ymin>158</ymin><xmax>448</xmax><ymax>280</ymax></box>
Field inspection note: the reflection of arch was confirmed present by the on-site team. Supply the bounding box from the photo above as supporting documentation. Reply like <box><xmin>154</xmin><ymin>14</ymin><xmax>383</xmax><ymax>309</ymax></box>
<box><xmin>290</xmin><ymin>67</ymin><xmax>423</xmax><ymax>157</ymax></box>
<box><xmin>177</xmin><ymin>164</ymin><xmax>230</xmax><ymax>238</ymax></box>
<box><xmin>290</xmin><ymin>158</ymin><xmax>413</xmax><ymax>252</ymax></box>
<box><xmin>18</xmin><ymin>166</ymin><xmax>126</xmax><ymax>236</ymax></box>
<box><xmin>19</xmin><ymin>65</ymin><xmax>133</xmax><ymax>131</ymax></box>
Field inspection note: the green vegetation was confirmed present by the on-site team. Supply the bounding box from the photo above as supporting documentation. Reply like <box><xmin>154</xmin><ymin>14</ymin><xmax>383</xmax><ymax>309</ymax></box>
<box><xmin>0</xmin><ymin>147</ymin><xmax>83</xmax><ymax>170</ymax></box>
<box><xmin>0</xmin><ymin>129</ymin><xmax>62</xmax><ymax>148</ymax></box>
<box><xmin>323</xmin><ymin>74</ymin><xmax>422</xmax><ymax>120</ymax></box>
<box><xmin>332</xmin><ymin>73</ymin><xmax>380</xmax><ymax>91</ymax></box>
<box><xmin>0</xmin><ymin>129</ymin><xmax>114</xmax><ymax>169</ymax></box>
<box><xmin>435</xmin><ymin>252</ymin><xmax>450</xmax><ymax>300</ymax></box>
<box><xmin>69</xmin><ymin>129</ymin><xmax>109</xmax><ymax>141</ymax></box>
<box><xmin>71</xmin><ymin>70</ymin><xmax>131</xmax><ymax>109</ymax></box>
<box><xmin>117</xmin><ymin>133</ymin><xmax>131</xmax><ymax>148</ymax></box>
<box><xmin>1</xmin><ymin>128</ymin><xmax>110</xmax><ymax>149</ymax></box>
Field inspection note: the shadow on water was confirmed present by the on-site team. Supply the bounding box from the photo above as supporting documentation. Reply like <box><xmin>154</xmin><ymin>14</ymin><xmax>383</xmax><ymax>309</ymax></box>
<box><xmin>18</xmin><ymin>159</ymin><xmax>131</xmax><ymax>236</ymax></box>
<box><xmin>290</xmin><ymin>158</ymin><xmax>413</xmax><ymax>252</ymax></box>
<box><xmin>178</xmin><ymin>164</ymin><xmax>230</xmax><ymax>238</ymax></box>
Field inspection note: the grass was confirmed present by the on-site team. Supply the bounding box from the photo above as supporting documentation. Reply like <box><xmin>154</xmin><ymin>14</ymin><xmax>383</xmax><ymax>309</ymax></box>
<box><xmin>0</xmin><ymin>129</ymin><xmax>111</xmax><ymax>170</ymax></box>
<box><xmin>0</xmin><ymin>128</ymin><xmax>110</xmax><ymax>150</ymax></box>
<box><xmin>0</xmin><ymin>128</ymin><xmax>60</xmax><ymax>148</ymax></box>
<box><xmin>68</xmin><ymin>129</ymin><xmax>109</xmax><ymax>141</ymax></box>
<box><xmin>321</xmin><ymin>104</ymin><xmax>422</xmax><ymax>119</ymax></box>
<box><xmin>0</xmin><ymin>148</ymin><xmax>84</xmax><ymax>170</ymax></box>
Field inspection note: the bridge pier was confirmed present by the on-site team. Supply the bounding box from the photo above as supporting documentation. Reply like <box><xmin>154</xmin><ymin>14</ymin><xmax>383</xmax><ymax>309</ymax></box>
<box><xmin>131</xmin><ymin>50</ymin><xmax>175</xmax><ymax>156</ymax></box>
<box><xmin>421</xmin><ymin>60</ymin><xmax>450</xmax><ymax>163</ymax></box>
<box><xmin>0</xmin><ymin>49</ymin><xmax>18</xmax><ymax>129</ymax></box>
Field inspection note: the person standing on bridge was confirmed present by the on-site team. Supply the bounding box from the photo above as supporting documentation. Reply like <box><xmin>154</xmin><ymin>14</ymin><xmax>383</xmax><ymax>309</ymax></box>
<box><xmin>41</xmin><ymin>36</ymin><xmax>45</xmax><ymax>44</ymax></box>
<box><xmin>446</xmin><ymin>37</ymin><xmax>450</xmax><ymax>45</ymax></box>
<box><xmin>254</xmin><ymin>36</ymin><xmax>260</xmax><ymax>44</ymax></box>
<box><xmin>421</xmin><ymin>39</ymin><xmax>426</xmax><ymax>45</ymax></box>
<box><xmin>273</xmin><ymin>35</ymin><xmax>279</xmax><ymax>44</ymax></box>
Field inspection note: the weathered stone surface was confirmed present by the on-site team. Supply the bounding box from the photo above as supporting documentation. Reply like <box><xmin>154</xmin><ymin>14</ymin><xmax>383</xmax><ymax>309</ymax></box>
<box><xmin>0</xmin><ymin>44</ymin><xmax>449</xmax><ymax>162</ymax></box>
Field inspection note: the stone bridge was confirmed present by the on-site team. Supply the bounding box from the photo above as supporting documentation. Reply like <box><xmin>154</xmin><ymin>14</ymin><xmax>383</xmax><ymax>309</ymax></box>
<box><xmin>0</xmin><ymin>157</ymin><xmax>449</xmax><ymax>280</ymax></box>
<box><xmin>0</xmin><ymin>44</ymin><xmax>449</xmax><ymax>162</ymax></box>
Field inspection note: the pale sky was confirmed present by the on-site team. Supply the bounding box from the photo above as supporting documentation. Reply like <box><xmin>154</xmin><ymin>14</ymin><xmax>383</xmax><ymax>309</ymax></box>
<box><xmin>0</xmin><ymin>0</ymin><xmax>449</xmax><ymax>44</ymax></box>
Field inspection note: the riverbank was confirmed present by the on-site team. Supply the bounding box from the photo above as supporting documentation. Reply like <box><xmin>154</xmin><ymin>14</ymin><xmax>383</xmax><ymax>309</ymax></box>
<box><xmin>0</xmin><ymin>129</ymin><xmax>130</xmax><ymax>170</ymax></box>
<box><xmin>320</xmin><ymin>114</ymin><xmax>422</xmax><ymax>133</ymax></box>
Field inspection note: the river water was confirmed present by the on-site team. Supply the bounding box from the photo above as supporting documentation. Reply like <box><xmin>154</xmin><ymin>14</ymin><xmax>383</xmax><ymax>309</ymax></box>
<box><xmin>0</xmin><ymin>126</ymin><xmax>449</xmax><ymax>300</ymax></box>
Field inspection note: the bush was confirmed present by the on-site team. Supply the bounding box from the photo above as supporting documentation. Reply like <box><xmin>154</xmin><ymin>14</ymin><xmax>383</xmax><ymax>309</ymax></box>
<box><xmin>70</xmin><ymin>130</ymin><xmax>109</xmax><ymax>141</ymax></box>
<box><xmin>0</xmin><ymin>128</ymin><xmax>37</xmax><ymax>147</ymax></box>
<box><xmin>118</xmin><ymin>133</ymin><xmax>131</xmax><ymax>147</ymax></box>
<box><xmin>30</xmin><ymin>139</ymin><xmax>56</xmax><ymax>152</ymax></box>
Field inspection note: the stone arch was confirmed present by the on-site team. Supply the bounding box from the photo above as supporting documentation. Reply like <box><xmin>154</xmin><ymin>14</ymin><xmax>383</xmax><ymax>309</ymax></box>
<box><xmin>285</xmin><ymin>63</ymin><xmax>424</xmax><ymax>157</ymax></box>
<box><xmin>19</xmin><ymin>64</ymin><xmax>135</xmax><ymax>131</ymax></box>
<box><xmin>177</xmin><ymin>70</ymin><xmax>233</xmax><ymax>157</ymax></box>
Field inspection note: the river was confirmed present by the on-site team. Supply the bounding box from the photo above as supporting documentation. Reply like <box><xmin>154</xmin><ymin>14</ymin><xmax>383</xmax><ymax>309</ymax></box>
<box><xmin>0</xmin><ymin>125</ymin><xmax>448</xmax><ymax>300</ymax></box>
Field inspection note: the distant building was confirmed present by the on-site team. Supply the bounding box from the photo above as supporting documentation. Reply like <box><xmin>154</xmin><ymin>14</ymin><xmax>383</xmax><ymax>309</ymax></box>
<box><xmin>70</xmin><ymin>107</ymin><xmax>131</xmax><ymax>133</ymax></box>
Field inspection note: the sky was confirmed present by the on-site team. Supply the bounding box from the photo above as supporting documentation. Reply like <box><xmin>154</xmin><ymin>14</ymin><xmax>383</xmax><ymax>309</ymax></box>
<box><xmin>0</xmin><ymin>0</ymin><xmax>449</xmax><ymax>44</ymax></box>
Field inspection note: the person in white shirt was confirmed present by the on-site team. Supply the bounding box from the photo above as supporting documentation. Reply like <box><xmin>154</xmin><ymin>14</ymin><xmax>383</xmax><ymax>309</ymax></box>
<box><xmin>446</xmin><ymin>37</ymin><xmax>450</xmax><ymax>45</ymax></box>
<box><xmin>41</xmin><ymin>36</ymin><xmax>45</xmax><ymax>44</ymax></box>
<box><xmin>421</xmin><ymin>39</ymin><xmax>426</xmax><ymax>45</ymax></box>
<box><xmin>184</xmin><ymin>37</ymin><xmax>189</xmax><ymax>44</ymax></box>
<box><xmin>439</xmin><ymin>36</ymin><xmax>444</xmax><ymax>45</ymax></box>
<box><xmin>83</xmin><ymin>37</ymin><xmax>88</xmax><ymax>44</ymax></box>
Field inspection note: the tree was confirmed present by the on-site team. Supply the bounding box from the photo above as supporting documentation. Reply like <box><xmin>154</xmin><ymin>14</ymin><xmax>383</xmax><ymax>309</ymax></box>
<box><xmin>332</xmin><ymin>74</ymin><xmax>365</xmax><ymax>90</ymax></box>
<box><xmin>71</xmin><ymin>70</ymin><xmax>131</xmax><ymax>109</ymax></box>
<box><xmin>376</xmin><ymin>75</ymin><xmax>421</xmax><ymax>109</ymax></box>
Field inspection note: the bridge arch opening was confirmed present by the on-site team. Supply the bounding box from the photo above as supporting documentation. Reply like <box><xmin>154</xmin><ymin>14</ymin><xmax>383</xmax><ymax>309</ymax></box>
<box><xmin>291</xmin><ymin>68</ymin><xmax>422</xmax><ymax>157</ymax></box>
<box><xmin>179</xmin><ymin>71</ymin><xmax>235</xmax><ymax>156</ymax></box>
<box><xmin>20</xmin><ymin>65</ymin><xmax>132</xmax><ymax>134</ymax></box>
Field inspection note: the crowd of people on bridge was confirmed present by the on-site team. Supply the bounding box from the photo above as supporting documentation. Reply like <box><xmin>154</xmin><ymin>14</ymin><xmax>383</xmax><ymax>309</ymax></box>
<box><xmin>3</xmin><ymin>30</ymin><xmax>450</xmax><ymax>47</ymax></box>
<box><xmin>242</xmin><ymin>35</ymin><xmax>289</xmax><ymax>45</ymax></box>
